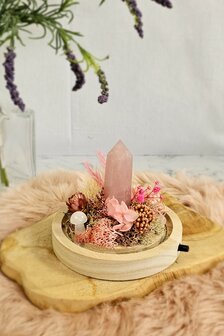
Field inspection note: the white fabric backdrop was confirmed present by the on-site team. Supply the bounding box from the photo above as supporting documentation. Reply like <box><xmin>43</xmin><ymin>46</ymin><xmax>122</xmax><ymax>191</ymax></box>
<box><xmin>0</xmin><ymin>0</ymin><xmax>224</xmax><ymax>156</ymax></box>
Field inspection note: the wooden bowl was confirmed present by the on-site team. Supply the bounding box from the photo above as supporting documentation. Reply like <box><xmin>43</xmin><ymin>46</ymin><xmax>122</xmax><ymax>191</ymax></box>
<box><xmin>52</xmin><ymin>206</ymin><xmax>182</xmax><ymax>280</ymax></box>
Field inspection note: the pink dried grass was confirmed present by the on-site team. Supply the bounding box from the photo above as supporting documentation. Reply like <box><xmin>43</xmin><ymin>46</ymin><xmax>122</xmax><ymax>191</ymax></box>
<box><xmin>82</xmin><ymin>152</ymin><xmax>106</xmax><ymax>187</ymax></box>
<box><xmin>0</xmin><ymin>170</ymin><xmax>224</xmax><ymax>336</ymax></box>
<box><xmin>96</xmin><ymin>151</ymin><xmax>106</xmax><ymax>168</ymax></box>
<box><xmin>83</xmin><ymin>162</ymin><xmax>104</xmax><ymax>187</ymax></box>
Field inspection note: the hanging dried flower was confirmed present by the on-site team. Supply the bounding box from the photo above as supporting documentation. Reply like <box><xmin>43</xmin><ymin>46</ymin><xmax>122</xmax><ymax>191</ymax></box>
<box><xmin>64</xmin><ymin>48</ymin><xmax>85</xmax><ymax>91</ymax></box>
<box><xmin>152</xmin><ymin>0</ymin><xmax>173</xmax><ymax>9</ymax></box>
<box><xmin>97</xmin><ymin>69</ymin><xmax>109</xmax><ymax>104</ymax></box>
<box><xmin>0</xmin><ymin>0</ymin><xmax>175</xmax><ymax>109</ymax></box>
<box><xmin>3</xmin><ymin>48</ymin><xmax>25</xmax><ymax>112</ymax></box>
<box><xmin>122</xmin><ymin>0</ymin><xmax>144</xmax><ymax>38</ymax></box>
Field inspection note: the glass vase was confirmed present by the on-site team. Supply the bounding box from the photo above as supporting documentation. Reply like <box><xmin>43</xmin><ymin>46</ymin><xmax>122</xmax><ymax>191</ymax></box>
<box><xmin>0</xmin><ymin>107</ymin><xmax>36</xmax><ymax>190</ymax></box>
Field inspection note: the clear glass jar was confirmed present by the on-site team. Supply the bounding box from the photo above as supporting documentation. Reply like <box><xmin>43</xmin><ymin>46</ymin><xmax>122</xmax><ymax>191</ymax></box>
<box><xmin>0</xmin><ymin>107</ymin><xmax>36</xmax><ymax>189</ymax></box>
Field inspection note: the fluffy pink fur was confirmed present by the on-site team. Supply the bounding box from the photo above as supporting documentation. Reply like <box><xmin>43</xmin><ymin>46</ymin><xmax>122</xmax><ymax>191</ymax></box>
<box><xmin>0</xmin><ymin>170</ymin><xmax>224</xmax><ymax>336</ymax></box>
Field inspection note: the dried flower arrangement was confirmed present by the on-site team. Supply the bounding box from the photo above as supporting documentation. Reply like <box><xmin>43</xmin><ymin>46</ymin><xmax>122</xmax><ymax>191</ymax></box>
<box><xmin>62</xmin><ymin>154</ymin><xmax>167</xmax><ymax>250</ymax></box>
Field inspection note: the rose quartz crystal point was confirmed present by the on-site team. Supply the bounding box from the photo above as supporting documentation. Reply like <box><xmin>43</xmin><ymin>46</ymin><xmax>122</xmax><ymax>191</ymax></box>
<box><xmin>104</xmin><ymin>140</ymin><xmax>133</xmax><ymax>205</ymax></box>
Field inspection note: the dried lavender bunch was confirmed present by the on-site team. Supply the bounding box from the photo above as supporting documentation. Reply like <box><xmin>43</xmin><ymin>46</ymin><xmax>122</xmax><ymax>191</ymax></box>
<box><xmin>97</xmin><ymin>69</ymin><xmax>109</xmax><ymax>104</ymax></box>
<box><xmin>3</xmin><ymin>48</ymin><xmax>25</xmax><ymax>112</ymax></box>
<box><xmin>64</xmin><ymin>49</ymin><xmax>85</xmax><ymax>91</ymax></box>
<box><xmin>122</xmin><ymin>0</ymin><xmax>144</xmax><ymax>38</ymax></box>
<box><xmin>0</xmin><ymin>0</ymin><xmax>108</xmax><ymax>105</ymax></box>
<box><xmin>151</xmin><ymin>0</ymin><xmax>173</xmax><ymax>9</ymax></box>
<box><xmin>0</xmin><ymin>0</ymin><xmax>174</xmax><ymax>108</ymax></box>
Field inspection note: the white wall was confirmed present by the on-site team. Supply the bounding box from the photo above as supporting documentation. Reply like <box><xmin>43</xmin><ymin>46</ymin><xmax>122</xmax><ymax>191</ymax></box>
<box><xmin>0</xmin><ymin>0</ymin><xmax>224</xmax><ymax>156</ymax></box>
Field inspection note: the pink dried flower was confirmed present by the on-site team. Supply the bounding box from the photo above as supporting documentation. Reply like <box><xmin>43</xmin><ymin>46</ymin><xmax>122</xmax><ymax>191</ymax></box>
<box><xmin>75</xmin><ymin>218</ymin><xmax>118</xmax><ymax>248</ymax></box>
<box><xmin>152</xmin><ymin>186</ymin><xmax>161</xmax><ymax>193</ymax></box>
<box><xmin>106</xmin><ymin>197</ymin><xmax>138</xmax><ymax>232</ymax></box>
<box><xmin>66</xmin><ymin>192</ymin><xmax>87</xmax><ymax>212</ymax></box>
<box><xmin>132</xmin><ymin>181</ymin><xmax>162</xmax><ymax>203</ymax></box>
<box><xmin>132</xmin><ymin>186</ymin><xmax>145</xmax><ymax>203</ymax></box>
<box><xmin>152</xmin><ymin>180</ymin><xmax>161</xmax><ymax>193</ymax></box>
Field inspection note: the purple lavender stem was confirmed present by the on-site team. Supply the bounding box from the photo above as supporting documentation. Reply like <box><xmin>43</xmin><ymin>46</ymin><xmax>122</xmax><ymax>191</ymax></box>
<box><xmin>64</xmin><ymin>49</ymin><xmax>85</xmax><ymax>91</ymax></box>
<box><xmin>152</xmin><ymin>0</ymin><xmax>173</xmax><ymax>9</ymax></box>
<box><xmin>3</xmin><ymin>48</ymin><xmax>26</xmax><ymax>112</ymax></box>
<box><xmin>122</xmin><ymin>0</ymin><xmax>144</xmax><ymax>38</ymax></box>
<box><xmin>97</xmin><ymin>69</ymin><xmax>109</xmax><ymax>104</ymax></box>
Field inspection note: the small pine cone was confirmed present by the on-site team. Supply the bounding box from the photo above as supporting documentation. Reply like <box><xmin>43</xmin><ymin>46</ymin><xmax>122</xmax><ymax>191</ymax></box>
<box><xmin>132</xmin><ymin>203</ymin><xmax>154</xmax><ymax>234</ymax></box>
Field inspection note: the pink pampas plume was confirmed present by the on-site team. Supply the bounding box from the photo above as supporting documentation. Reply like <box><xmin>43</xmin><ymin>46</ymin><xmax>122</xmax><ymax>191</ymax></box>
<box><xmin>96</xmin><ymin>151</ymin><xmax>106</xmax><ymax>168</ymax></box>
<box><xmin>83</xmin><ymin>162</ymin><xmax>104</xmax><ymax>187</ymax></box>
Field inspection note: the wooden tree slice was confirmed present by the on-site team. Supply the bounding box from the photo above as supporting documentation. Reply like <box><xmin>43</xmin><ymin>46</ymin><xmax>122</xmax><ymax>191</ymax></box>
<box><xmin>1</xmin><ymin>195</ymin><xmax>224</xmax><ymax>313</ymax></box>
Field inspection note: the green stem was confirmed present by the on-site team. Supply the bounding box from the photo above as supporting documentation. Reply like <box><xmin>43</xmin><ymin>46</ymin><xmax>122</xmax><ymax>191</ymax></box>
<box><xmin>0</xmin><ymin>158</ymin><xmax>9</xmax><ymax>187</ymax></box>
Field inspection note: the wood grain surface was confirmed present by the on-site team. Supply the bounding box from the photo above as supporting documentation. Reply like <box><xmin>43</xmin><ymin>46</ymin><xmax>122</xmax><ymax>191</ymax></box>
<box><xmin>1</xmin><ymin>194</ymin><xmax>224</xmax><ymax>313</ymax></box>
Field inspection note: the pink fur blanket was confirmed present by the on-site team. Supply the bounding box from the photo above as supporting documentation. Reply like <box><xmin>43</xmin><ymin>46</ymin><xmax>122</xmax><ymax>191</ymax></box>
<box><xmin>0</xmin><ymin>170</ymin><xmax>224</xmax><ymax>336</ymax></box>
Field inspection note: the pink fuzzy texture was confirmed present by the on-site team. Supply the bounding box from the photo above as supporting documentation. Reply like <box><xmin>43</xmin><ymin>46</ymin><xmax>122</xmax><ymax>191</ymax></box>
<box><xmin>75</xmin><ymin>218</ymin><xmax>118</xmax><ymax>248</ymax></box>
<box><xmin>0</xmin><ymin>170</ymin><xmax>224</xmax><ymax>336</ymax></box>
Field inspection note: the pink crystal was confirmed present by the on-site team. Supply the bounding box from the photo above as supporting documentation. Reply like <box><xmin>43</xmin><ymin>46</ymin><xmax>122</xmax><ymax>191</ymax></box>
<box><xmin>104</xmin><ymin>140</ymin><xmax>133</xmax><ymax>205</ymax></box>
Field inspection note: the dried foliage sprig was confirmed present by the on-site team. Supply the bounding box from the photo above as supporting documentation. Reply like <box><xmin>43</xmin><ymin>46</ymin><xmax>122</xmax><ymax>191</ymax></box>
<box><xmin>0</xmin><ymin>0</ymin><xmax>109</xmax><ymax>108</ymax></box>
<box><xmin>0</xmin><ymin>0</ymin><xmax>80</xmax><ymax>50</ymax></box>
